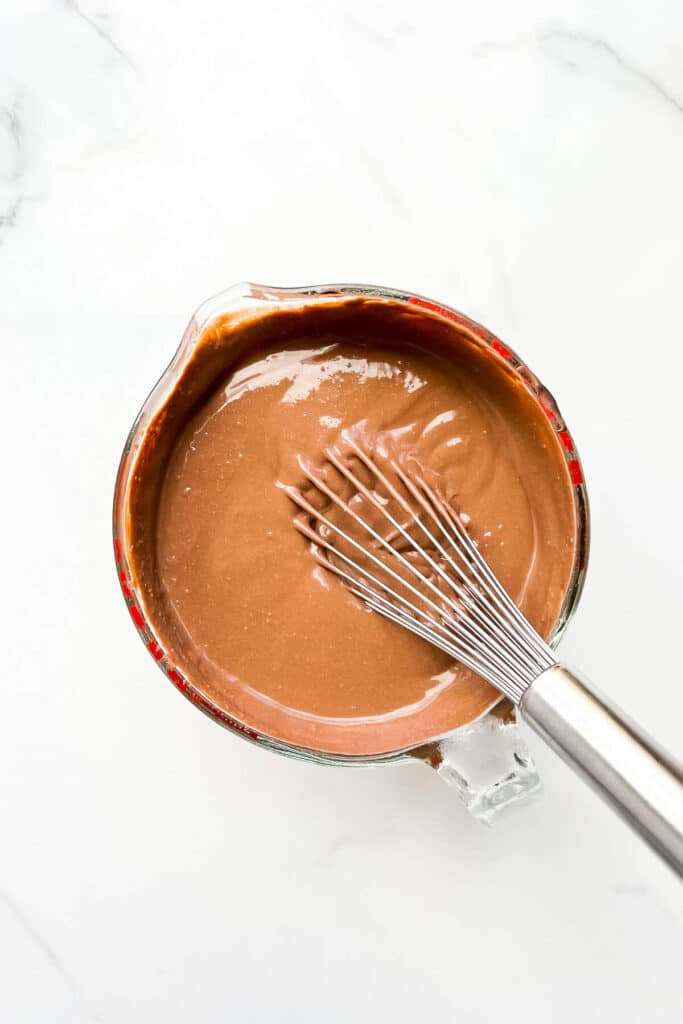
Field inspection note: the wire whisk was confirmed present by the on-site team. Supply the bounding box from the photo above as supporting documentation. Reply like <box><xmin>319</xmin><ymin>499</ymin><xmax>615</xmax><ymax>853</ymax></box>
<box><xmin>283</xmin><ymin>434</ymin><xmax>555</xmax><ymax>705</ymax></box>
<box><xmin>282</xmin><ymin>434</ymin><xmax>683</xmax><ymax>877</ymax></box>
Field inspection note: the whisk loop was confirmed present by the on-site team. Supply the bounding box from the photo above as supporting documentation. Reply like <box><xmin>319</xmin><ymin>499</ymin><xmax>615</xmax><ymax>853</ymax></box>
<box><xmin>283</xmin><ymin>436</ymin><xmax>557</xmax><ymax>705</ymax></box>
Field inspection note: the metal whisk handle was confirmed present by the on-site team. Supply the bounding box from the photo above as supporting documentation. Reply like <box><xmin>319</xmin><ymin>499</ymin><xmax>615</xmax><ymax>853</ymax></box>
<box><xmin>520</xmin><ymin>666</ymin><xmax>683</xmax><ymax>877</ymax></box>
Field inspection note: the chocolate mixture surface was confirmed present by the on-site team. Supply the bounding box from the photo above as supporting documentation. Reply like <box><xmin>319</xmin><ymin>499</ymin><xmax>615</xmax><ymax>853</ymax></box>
<box><xmin>127</xmin><ymin>299</ymin><xmax>577</xmax><ymax>755</ymax></box>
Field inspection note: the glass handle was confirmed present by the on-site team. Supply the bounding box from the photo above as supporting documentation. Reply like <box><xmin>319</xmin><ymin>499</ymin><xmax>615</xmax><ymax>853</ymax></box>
<box><xmin>424</xmin><ymin>705</ymin><xmax>542</xmax><ymax>823</ymax></box>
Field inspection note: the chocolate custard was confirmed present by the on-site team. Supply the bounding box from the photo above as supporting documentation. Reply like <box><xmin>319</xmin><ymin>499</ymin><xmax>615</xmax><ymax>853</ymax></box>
<box><xmin>127</xmin><ymin>299</ymin><xmax>577</xmax><ymax>755</ymax></box>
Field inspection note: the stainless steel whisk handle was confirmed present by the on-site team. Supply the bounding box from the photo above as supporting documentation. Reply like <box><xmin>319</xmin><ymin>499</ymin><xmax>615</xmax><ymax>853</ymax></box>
<box><xmin>520</xmin><ymin>666</ymin><xmax>683</xmax><ymax>877</ymax></box>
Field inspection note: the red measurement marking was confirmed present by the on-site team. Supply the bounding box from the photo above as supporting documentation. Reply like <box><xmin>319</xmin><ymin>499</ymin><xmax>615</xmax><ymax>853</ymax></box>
<box><xmin>408</xmin><ymin>296</ymin><xmax>451</xmax><ymax>318</ymax></box>
<box><xmin>118</xmin><ymin>571</ymin><xmax>132</xmax><ymax>599</ymax></box>
<box><xmin>167</xmin><ymin>669</ymin><xmax>259</xmax><ymax>740</ymax></box>
<box><xmin>559</xmin><ymin>430</ymin><xmax>574</xmax><ymax>452</ymax></box>
<box><xmin>167</xmin><ymin>669</ymin><xmax>188</xmax><ymax>692</ymax></box>
<box><xmin>408</xmin><ymin>296</ymin><xmax>489</xmax><ymax>340</ymax></box>
<box><xmin>208</xmin><ymin>702</ymin><xmax>260</xmax><ymax>741</ymax></box>
<box><xmin>568</xmin><ymin>460</ymin><xmax>584</xmax><ymax>485</ymax></box>
<box><xmin>490</xmin><ymin>339</ymin><xmax>512</xmax><ymax>359</ymax></box>
<box><xmin>129</xmin><ymin>605</ymin><xmax>145</xmax><ymax>628</ymax></box>
<box><xmin>229</xmin><ymin>721</ymin><xmax>258</xmax><ymax>741</ymax></box>
<box><xmin>114</xmin><ymin>538</ymin><xmax>122</xmax><ymax>564</ymax></box>
<box><xmin>146</xmin><ymin>640</ymin><xmax>164</xmax><ymax>661</ymax></box>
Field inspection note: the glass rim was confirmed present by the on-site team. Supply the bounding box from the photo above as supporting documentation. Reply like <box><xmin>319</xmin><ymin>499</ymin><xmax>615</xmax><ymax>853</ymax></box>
<box><xmin>112</xmin><ymin>281</ymin><xmax>590</xmax><ymax>766</ymax></box>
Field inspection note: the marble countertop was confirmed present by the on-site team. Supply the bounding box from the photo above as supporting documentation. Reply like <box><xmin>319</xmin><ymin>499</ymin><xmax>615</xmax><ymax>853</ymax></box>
<box><xmin>2</xmin><ymin>2</ymin><xmax>683</xmax><ymax>1021</ymax></box>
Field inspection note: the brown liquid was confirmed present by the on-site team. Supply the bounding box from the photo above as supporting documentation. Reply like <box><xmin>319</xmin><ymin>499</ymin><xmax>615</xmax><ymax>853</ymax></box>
<box><xmin>127</xmin><ymin>298</ymin><xmax>577</xmax><ymax>755</ymax></box>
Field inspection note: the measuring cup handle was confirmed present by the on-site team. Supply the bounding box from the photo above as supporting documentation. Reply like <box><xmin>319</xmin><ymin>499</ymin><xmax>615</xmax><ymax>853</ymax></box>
<box><xmin>429</xmin><ymin>706</ymin><xmax>542</xmax><ymax>823</ymax></box>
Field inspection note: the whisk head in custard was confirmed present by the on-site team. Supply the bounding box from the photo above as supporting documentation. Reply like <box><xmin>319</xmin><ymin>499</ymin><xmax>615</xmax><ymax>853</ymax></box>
<box><xmin>282</xmin><ymin>436</ymin><xmax>557</xmax><ymax>705</ymax></box>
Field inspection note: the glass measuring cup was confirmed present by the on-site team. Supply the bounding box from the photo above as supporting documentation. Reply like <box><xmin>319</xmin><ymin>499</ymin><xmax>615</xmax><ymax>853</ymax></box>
<box><xmin>113</xmin><ymin>283</ymin><xmax>589</xmax><ymax>821</ymax></box>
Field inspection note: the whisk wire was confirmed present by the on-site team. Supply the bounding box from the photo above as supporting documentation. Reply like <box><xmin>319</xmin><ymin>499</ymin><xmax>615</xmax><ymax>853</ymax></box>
<box><xmin>298</xmin><ymin>463</ymin><xmax>533</xmax><ymax>686</ymax></box>
<box><xmin>406</xmin><ymin>469</ymin><xmax>555</xmax><ymax>671</ymax></box>
<box><xmin>286</xmin><ymin>441</ymin><xmax>558</xmax><ymax>704</ymax></box>
<box><xmin>331</xmin><ymin>441</ymin><xmax>551</xmax><ymax>682</ymax></box>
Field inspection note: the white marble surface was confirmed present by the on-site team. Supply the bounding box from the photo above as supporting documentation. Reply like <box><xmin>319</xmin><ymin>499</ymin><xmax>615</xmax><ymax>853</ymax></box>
<box><xmin>2</xmin><ymin>2</ymin><xmax>683</xmax><ymax>1021</ymax></box>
